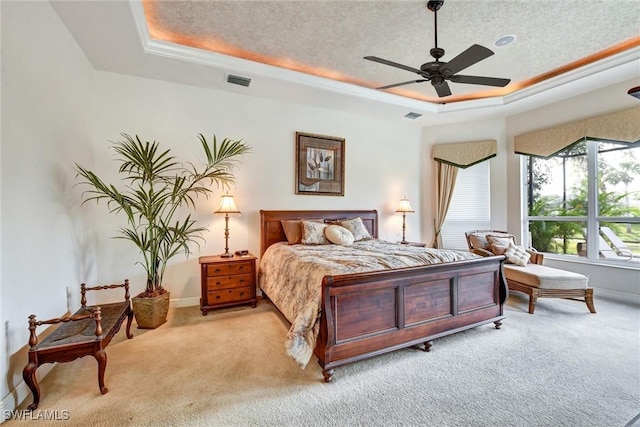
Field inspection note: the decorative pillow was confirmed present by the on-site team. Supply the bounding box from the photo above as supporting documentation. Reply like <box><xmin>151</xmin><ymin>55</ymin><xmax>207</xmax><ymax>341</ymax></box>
<box><xmin>468</xmin><ymin>233</ymin><xmax>491</xmax><ymax>251</ymax></box>
<box><xmin>505</xmin><ymin>242</ymin><xmax>531</xmax><ymax>266</ymax></box>
<box><xmin>469</xmin><ymin>232</ymin><xmax>513</xmax><ymax>250</ymax></box>
<box><xmin>301</xmin><ymin>220</ymin><xmax>329</xmax><ymax>245</ymax></box>
<box><xmin>281</xmin><ymin>220</ymin><xmax>303</xmax><ymax>244</ymax></box>
<box><xmin>338</xmin><ymin>217</ymin><xmax>372</xmax><ymax>241</ymax></box>
<box><xmin>325</xmin><ymin>225</ymin><xmax>355</xmax><ymax>246</ymax></box>
<box><xmin>281</xmin><ymin>219</ymin><xmax>323</xmax><ymax>244</ymax></box>
<box><xmin>487</xmin><ymin>235</ymin><xmax>514</xmax><ymax>255</ymax></box>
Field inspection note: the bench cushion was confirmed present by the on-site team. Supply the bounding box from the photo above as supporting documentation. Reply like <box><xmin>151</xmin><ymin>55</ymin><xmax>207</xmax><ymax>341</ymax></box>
<box><xmin>504</xmin><ymin>264</ymin><xmax>588</xmax><ymax>290</ymax></box>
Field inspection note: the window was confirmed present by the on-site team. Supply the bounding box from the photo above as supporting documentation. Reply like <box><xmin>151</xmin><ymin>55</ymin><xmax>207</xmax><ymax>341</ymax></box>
<box><xmin>525</xmin><ymin>139</ymin><xmax>639</xmax><ymax>264</ymax></box>
<box><xmin>441</xmin><ymin>161</ymin><xmax>490</xmax><ymax>250</ymax></box>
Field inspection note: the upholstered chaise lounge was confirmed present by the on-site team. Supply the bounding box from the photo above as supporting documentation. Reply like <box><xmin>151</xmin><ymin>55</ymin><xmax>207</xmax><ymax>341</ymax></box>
<box><xmin>465</xmin><ymin>230</ymin><xmax>596</xmax><ymax>315</ymax></box>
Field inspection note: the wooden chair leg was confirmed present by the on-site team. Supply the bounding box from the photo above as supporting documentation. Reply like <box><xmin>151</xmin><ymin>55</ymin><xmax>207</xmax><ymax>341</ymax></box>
<box><xmin>585</xmin><ymin>288</ymin><xmax>596</xmax><ymax>313</ymax></box>
<box><xmin>528</xmin><ymin>288</ymin><xmax>540</xmax><ymax>314</ymax></box>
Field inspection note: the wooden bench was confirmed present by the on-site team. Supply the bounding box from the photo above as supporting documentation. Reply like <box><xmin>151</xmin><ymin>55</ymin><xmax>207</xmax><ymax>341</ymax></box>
<box><xmin>22</xmin><ymin>280</ymin><xmax>134</xmax><ymax>410</ymax></box>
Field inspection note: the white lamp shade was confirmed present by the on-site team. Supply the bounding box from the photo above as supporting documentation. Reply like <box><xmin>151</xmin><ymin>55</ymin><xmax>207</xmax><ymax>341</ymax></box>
<box><xmin>215</xmin><ymin>194</ymin><xmax>240</xmax><ymax>214</ymax></box>
<box><xmin>395</xmin><ymin>198</ymin><xmax>414</xmax><ymax>213</ymax></box>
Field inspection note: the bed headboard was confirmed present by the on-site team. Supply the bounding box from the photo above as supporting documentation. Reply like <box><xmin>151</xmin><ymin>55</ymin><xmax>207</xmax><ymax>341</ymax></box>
<box><xmin>259</xmin><ymin>210</ymin><xmax>378</xmax><ymax>256</ymax></box>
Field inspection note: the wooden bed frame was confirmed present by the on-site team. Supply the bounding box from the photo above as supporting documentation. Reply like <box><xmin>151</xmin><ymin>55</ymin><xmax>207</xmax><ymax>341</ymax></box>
<box><xmin>259</xmin><ymin>210</ymin><xmax>507</xmax><ymax>382</ymax></box>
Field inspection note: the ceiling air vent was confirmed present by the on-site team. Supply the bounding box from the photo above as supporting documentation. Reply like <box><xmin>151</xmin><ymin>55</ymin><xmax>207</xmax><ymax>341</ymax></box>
<box><xmin>404</xmin><ymin>112</ymin><xmax>422</xmax><ymax>119</ymax></box>
<box><xmin>226</xmin><ymin>74</ymin><xmax>251</xmax><ymax>87</ymax></box>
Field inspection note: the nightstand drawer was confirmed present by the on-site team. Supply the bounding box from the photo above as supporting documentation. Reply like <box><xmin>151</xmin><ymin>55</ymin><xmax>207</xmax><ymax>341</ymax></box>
<box><xmin>207</xmin><ymin>287</ymin><xmax>252</xmax><ymax>304</ymax></box>
<box><xmin>206</xmin><ymin>261</ymin><xmax>253</xmax><ymax>277</ymax></box>
<box><xmin>206</xmin><ymin>273</ymin><xmax>253</xmax><ymax>291</ymax></box>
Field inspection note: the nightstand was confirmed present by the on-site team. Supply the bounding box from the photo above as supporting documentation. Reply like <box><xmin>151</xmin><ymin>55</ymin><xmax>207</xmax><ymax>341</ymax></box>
<box><xmin>198</xmin><ymin>254</ymin><xmax>257</xmax><ymax>315</ymax></box>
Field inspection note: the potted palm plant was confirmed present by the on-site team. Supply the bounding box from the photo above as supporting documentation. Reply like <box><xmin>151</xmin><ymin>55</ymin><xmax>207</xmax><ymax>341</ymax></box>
<box><xmin>75</xmin><ymin>132</ymin><xmax>250</xmax><ymax>328</ymax></box>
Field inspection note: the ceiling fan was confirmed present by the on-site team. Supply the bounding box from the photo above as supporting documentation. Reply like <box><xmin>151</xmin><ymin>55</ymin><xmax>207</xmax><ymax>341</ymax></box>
<box><xmin>364</xmin><ymin>0</ymin><xmax>511</xmax><ymax>98</ymax></box>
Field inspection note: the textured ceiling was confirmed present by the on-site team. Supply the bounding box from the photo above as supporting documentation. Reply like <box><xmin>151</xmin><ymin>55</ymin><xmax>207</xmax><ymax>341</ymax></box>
<box><xmin>142</xmin><ymin>0</ymin><xmax>640</xmax><ymax>104</ymax></box>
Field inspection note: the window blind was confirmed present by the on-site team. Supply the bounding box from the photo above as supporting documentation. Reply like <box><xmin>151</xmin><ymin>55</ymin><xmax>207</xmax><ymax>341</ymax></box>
<box><xmin>441</xmin><ymin>162</ymin><xmax>490</xmax><ymax>250</ymax></box>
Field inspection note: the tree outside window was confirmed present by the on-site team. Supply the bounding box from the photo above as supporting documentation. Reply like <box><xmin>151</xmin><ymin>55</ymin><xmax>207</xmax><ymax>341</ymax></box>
<box><xmin>526</xmin><ymin>139</ymin><xmax>639</xmax><ymax>264</ymax></box>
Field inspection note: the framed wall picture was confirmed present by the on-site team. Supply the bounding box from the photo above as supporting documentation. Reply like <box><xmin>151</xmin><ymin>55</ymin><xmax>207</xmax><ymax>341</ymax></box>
<box><xmin>295</xmin><ymin>132</ymin><xmax>345</xmax><ymax>196</ymax></box>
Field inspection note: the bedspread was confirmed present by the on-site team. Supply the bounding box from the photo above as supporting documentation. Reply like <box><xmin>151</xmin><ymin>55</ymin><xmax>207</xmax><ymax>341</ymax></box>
<box><xmin>258</xmin><ymin>239</ymin><xmax>479</xmax><ymax>368</ymax></box>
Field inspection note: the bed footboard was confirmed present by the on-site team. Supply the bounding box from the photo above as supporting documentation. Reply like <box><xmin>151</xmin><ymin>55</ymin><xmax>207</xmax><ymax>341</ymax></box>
<box><xmin>314</xmin><ymin>255</ymin><xmax>507</xmax><ymax>382</ymax></box>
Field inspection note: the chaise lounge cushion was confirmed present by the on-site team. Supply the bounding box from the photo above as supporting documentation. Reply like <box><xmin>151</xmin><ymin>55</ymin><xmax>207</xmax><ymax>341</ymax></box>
<box><xmin>503</xmin><ymin>264</ymin><xmax>588</xmax><ymax>290</ymax></box>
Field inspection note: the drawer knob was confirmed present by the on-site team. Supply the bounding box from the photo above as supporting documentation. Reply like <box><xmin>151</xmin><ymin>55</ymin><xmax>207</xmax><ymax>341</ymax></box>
<box><xmin>239</xmin><ymin>292</ymin><xmax>244</xmax><ymax>296</ymax></box>
<box><xmin>215</xmin><ymin>295</ymin><xmax>220</xmax><ymax>300</ymax></box>
<box><xmin>239</xmin><ymin>279</ymin><xmax>244</xmax><ymax>284</ymax></box>
<box><xmin>239</xmin><ymin>266</ymin><xmax>244</xmax><ymax>271</ymax></box>
<box><xmin>215</xmin><ymin>281</ymin><xmax>221</xmax><ymax>286</ymax></box>
<box><xmin>214</xmin><ymin>268</ymin><xmax>221</xmax><ymax>273</ymax></box>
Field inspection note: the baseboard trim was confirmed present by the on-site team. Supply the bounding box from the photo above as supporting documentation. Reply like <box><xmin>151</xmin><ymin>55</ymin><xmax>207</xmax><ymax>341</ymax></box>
<box><xmin>594</xmin><ymin>288</ymin><xmax>640</xmax><ymax>305</ymax></box>
<box><xmin>169</xmin><ymin>296</ymin><xmax>199</xmax><ymax>308</ymax></box>
<box><xmin>1</xmin><ymin>363</ymin><xmax>56</xmax><ymax>423</ymax></box>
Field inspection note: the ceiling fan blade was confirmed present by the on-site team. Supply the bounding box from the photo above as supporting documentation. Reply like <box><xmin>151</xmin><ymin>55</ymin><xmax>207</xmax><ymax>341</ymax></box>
<box><xmin>433</xmin><ymin>81</ymin><xmax>452</xmax><ymax>97</ymax></box>
<box><xmin>450</xmin><ymin>75</ymin><xmax>511</xmax><ymax>87</ymax></box>
<box><xmin>377</xmin><ymin>79</ymin><xmax>428</xmax><ymax>90</ymax></box>
<box><xmin>364</xmin><ymin>56</ymin><xmax>424</xmax><ymax>75</ymax></box>
<box><xmin>439</xmin><ymin>44</ymin><xmax>494</xmax><ymax>77</ymax></box>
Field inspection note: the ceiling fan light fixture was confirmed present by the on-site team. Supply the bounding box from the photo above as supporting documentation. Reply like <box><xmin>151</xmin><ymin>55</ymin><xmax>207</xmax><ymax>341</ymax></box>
<box><xmin>494</xmin><ymin>35</ymin><xmax>516</xmax><ymax>48</ymax></box>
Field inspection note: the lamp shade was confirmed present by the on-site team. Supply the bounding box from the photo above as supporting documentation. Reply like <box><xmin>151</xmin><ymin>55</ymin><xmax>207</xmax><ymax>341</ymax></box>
<box><xmin>395</xmin><ymin>198</ymin><xmax>414</xmax><ymax>213</ymax></box>
<box><xmin>215</xmin><ymin>194</ymin><xmax>240</xmax><ymax>214</ymax></box>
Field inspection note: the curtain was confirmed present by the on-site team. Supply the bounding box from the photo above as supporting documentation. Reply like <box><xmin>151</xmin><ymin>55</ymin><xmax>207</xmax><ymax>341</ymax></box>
<box><xmin>432</xmin><ymin>161</ymin><xmax>459</xmax><ymax>248</ymax></box>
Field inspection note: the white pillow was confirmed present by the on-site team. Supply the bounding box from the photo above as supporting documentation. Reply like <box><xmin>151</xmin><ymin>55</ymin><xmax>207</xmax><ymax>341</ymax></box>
<box><xmin>301</xmin><ymin>220</ymin><xmax>329</xmax><ymax>245</ymax></box>
<box><xmin>505</xmin><ymin>242</ymin><xmax>531</xmax><ymax>266</ymax></box>
<box><xmin>325</xmin><ymin>225</ymin><xmax>355</xmax><ymax>246</ymax></box>
<box><xmin>338</xmin><ymin>217</ymin><xmax>372</xmax><ymax>241</ymax></box>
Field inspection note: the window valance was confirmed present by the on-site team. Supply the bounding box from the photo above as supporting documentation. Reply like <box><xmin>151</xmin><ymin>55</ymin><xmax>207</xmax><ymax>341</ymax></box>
<box><xmin>432</xmin><ymin>139</ymin><xmax>497</xmax><ymax>168</ymax></box>
<box><xmin>514</xmin><ymin>106</ymin><xmax>640</xmax><ymax>158</ymax></box>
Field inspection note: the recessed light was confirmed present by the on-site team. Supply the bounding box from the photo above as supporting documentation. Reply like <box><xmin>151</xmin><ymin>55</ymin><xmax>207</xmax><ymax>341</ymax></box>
<box><xmin>494</xmin><ymin>35</ymin><xmax>516</xmax><ymax>47</ymax></box>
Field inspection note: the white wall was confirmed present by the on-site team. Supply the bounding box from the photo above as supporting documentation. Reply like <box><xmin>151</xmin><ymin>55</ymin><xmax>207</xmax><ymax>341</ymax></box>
<box><xmin>1</xmin><ymin>0</ymin><xmax>94</xmax><ymax>407</ymax></box>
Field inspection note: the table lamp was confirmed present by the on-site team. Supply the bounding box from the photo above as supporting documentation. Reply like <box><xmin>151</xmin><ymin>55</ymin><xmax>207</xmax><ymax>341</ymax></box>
<box><xmin>395</xmin><ymin>197</ymin><xmax>414</xmax><ymax>244</ymax></box>
<box><xmin>215</xmin><ymin>194</ymin><xmax>240</xmax><ymax>257</ymax></box>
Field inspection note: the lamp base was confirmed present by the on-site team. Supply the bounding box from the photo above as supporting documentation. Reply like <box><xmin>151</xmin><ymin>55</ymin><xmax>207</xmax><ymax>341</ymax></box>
<box><xmin>400</xmin><ymin>241</ymin><xmax>409</xmax><ymax>245</ymax></box>
<box><xmin>220</xmin><ymin>252</ymin><xmax>234</xmax><ymax>258</ymax></box>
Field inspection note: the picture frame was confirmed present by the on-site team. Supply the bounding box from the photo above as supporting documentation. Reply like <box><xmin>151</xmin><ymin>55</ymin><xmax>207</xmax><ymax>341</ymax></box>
<box><xmin>295</xmin><ymin>132</ymin><xmax>345</xmax><ymax>196</ymax></box>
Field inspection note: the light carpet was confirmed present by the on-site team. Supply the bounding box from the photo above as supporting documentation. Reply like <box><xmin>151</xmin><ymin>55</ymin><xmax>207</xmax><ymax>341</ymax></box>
<box><xmin>5</xmin><ymin>294</ymin><xmax>639</xmax><ymax>427</ymax></box>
